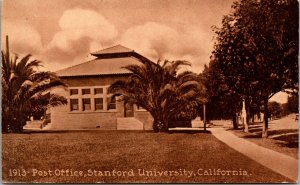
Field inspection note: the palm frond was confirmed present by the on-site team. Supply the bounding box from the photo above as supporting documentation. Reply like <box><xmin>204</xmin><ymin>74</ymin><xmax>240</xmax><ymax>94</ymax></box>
<box><xmin>165</xmin><ymin>60</ymin><xmax>191</xmax><ymax>75</ymax></box>
<box><xmin>177</xmin><ymin>81</ymin><xmax>200</xmax><ymax>93</ymax></box>
<box><xmin>49</xmin><ymin>94</ymin><xmax>68</xmax><ymax>107</ymax></box>
<box><xmin>29</xmin><ymin>71</ymin><xmax>58</xmax><ymax>82</ymax></box>
<box><xmin>27</xmin><ymin>80</ymin><xmax>66</xmax><ymax>99</ymax></box>
<box><xmin>23</xmin><ymin>59</ymin><xmax>42</xmax><ymax>73</ymax></box>
<box><xmin>15</xmin><ymin>54</ymin><xmax>32</xmax><ymax>74</ymax></box>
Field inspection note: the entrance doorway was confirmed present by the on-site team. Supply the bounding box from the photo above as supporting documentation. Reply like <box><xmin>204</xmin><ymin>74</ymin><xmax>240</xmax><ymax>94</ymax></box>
<box><xmin>124</xmin><ymin>102</ymin><xmax>134</xmax><ymax>117</ymax></box>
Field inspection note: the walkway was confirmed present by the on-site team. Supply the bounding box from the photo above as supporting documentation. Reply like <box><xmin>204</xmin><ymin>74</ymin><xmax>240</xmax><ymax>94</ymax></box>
<box><xmin>209</xmin><ymin>127</ymin><xmax>298</xmax><ymax>182</ymax></box>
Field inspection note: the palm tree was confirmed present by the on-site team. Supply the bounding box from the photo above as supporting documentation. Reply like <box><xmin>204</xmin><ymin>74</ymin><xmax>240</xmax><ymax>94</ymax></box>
<box><xmin>108</xmin><ymin>58</ymin><xmax>206</xmax><ymax>132</ymax></box>
<box><xmin>2</xmin><ymin>36</ymin><xmax>67</xmax><ymax>133</ymax></box>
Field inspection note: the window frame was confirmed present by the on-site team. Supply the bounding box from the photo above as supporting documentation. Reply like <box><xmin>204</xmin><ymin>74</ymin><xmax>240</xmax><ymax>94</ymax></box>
<box><xmin>94</xmin><ymin>88</ymin><xmax>103</xmax><ymax>95</ymax></box>
<box><xmin>70</xmin><ymin>89</ymin><xmax>79</xmax><ymax>96</ymax></box>
<box><xmin>82</xmin><ymin>98</ymin><xmax>91</xmax><ymax>111</ymax></box>
<box><xmin>68</xmin><ymin>86</ymin><xmax>118</xmax><ymax>113</ymax></box>
<box><xmin>82</xmin><ymin>88</ymin><xmax>91</xmax><ymax>95</ymax></box>
<box><xmin>70</xmin><ymin>99</ymin><xmax>79</xmax><ymax>111</ymax></box>
<box><xmin>95</xmin><ymin>98</ymin><xmax>104</xmax><ymax>111</ymax></box>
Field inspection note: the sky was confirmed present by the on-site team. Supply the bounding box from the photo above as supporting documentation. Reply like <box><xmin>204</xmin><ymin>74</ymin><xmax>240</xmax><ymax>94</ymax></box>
<box><xmin>1</xmin><ymin>0</ymin><xmax>288</xmax><ymax>103</ymax></box>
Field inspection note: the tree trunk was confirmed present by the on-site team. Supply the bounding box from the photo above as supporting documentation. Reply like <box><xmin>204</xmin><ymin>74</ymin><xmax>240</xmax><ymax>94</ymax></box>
<box><xmin>262</xmin><ymin>98</ymin><xmax>269</xmax><ymax>138</ymax></box>
<box><xmin>162</xmin><ymin>122</ymin><xmax>169</xmax><ymax>132</ymax></box>
<box><xmin>258</xmin><ymin>112</ymin><xmax>261</xmax><ymax>121</ymax></box>
<box><xmin>2</xmin><ymin>113</ymin><xmax>10</xmax><ymax>133</ymax></box>
<box><xmin>247</xmin><ymin>107</ymin><xmax>251</xmax><ymax>125</ymax></box>
<box><xmin>243</xmin><ymin>117</ymin><xmax>249</xmax><ymax>132</ymax></box>
<box><xmin>153</xmin><ymin>120</ymin><xmax>159</xmax><ymax>133</ymax></box>
<box><xmin>236</xmin><ymin>112</ymin><xmax>240</xmax><ymax>127</ymax></box>
<box><xmin>161</xmin><ymin>116</ymin><xmax>169</xmax><ymax>132</ymax></box>
<box><xmin>11</xmin><ymin>119</ymin><xmax>25</xmax><ymax>133</ymax></box>
<box><xmin>2</xmin><ymin>110</ymin><xmax>12</xmax><ymax>133</ymax></box>
<box><xmin>242</xmin><ymin>99</ymin><xmax>249</xmax><ymax>132</ymax></box>
<box><xmin>232</xmin><ymin>113</ymin><xmax>238</xmax><ymax>130</ymax></box>
<box><xmin>153</xmin><ymin>118</ymin><xmax>169</xmax><ymax>132</ymax></box>
<box><xmin>2</xmin><ymin>119</ymin><xmax>9</xmax><ymax>133</ymax></box>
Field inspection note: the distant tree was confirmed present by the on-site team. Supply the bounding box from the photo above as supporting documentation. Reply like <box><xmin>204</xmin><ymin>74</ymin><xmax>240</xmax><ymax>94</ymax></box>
<box><xmin>287</xmin><ymin>95</ymin><xmax>299</xmax><ymax>113</ymax></box>
<box><xmin>281</xmin><ymin>103</ymin><xmax>289</xmax><ymax>116</ymax></box>
<box><xmin>211</xmin><ymin>0</ymin><xmax>298</xmax><ymax>137</ymax></box>
<box><xmin>199</xmin><ymin>63</ymin><xmax>242</xmax><ymax>129</ymax></box>
<box><xmin>109</xmin><ymin>59</ymin><xmax>206</xmax><ymax>132</ymax></box>
<box><xmin>268</xmin><ymin>101</ymin><xmax>283</xmax><ymax>119</ymax></box>
<box><xmin>2</xmin><ymin>36</ymin><xmax>68</xmax><ymax>133</ymax></box>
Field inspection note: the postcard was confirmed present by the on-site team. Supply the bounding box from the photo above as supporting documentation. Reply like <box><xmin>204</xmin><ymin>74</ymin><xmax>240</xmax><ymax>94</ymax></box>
<box><xmin>2</xmin><ymin>0</ymin><xmax>298</xmax><ymax>183</ymax></box>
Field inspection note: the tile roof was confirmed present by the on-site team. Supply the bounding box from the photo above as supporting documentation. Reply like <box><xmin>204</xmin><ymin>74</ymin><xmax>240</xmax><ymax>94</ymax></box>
<box><xmin>56</xmin><ymin>56</ymin><xmax>142</xmax><ymax>77</ymax></box>
<box><xmin>90</xmin><ymin>44</ymin><xmax>134</xmax><ymax>56</ymax></box>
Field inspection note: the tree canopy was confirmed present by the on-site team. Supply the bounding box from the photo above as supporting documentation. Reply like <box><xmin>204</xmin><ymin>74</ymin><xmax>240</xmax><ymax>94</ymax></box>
<box><xmin>287</xmin><ymin>95</ymin><xmax>299</xmax><ymax>113</ymax></box>
<box><xmin>209</xmin><ymin>0</ymin><xmax>298</xmax><ymax>137</ymax></box>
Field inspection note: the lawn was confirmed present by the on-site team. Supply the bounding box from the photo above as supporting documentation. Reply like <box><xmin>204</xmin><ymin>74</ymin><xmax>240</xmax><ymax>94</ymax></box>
<box><xmin>227</xmin><ymin>114</ymin><xmax>298</xmax><ymax>159</ymax></box>
<box><xmin>2</xmin><ymin>130</ymin><xmax>292</xmax><ymax>183</ymax></box>
<box><xmin>229</xmin><ymin>128</ymin><xmax>298</xmax><ymax>159</ymax></box>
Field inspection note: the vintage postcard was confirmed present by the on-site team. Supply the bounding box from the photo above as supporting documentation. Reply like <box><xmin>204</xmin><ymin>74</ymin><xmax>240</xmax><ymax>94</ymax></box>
<box><xmin>2</xmin><ymin>0</ymin><xmax>299</xmax><ymax>183</ymax></box>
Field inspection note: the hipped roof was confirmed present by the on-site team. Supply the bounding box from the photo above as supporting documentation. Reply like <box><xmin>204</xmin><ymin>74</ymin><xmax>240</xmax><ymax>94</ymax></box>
<box><xmin>56</xmin><ymin>45</ymin><xmax>149</xmax><ymax>77</ymax></box>
<box><xmin>91</xmin><ymin>44</ymin><xmax>134</xmax><ymax>56</ymax></box>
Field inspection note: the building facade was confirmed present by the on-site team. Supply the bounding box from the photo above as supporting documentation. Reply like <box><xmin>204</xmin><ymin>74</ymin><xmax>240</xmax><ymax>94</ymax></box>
<box><xmin>49</xmin><ymin>45</ymin><xmax>153</xmax><ymax>130</ymax></box>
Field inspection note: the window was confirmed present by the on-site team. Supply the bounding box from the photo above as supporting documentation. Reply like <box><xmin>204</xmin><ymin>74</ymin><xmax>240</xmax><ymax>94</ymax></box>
<box><xmin>70</xmin><ymin>89</ymin><xmax>78</xmax><ymax>95</ymax></box>
<box><xmin>70</xmin><ymin>99</ymin><xmax>79</xmax><ymax>111</ymax></box>
<box><xmin>82</xmin><ymin>98</ymin><xmax>91</xmax><ymax>111</ymax></box>
<box><xmin>95</xmin><ymin>98</ymin><xmax>103</xmax><ymax>110</ymax></box>
<box><xmin>82</xmin><ymin>89</ymin><xmax>90</xmax><ymax>95</ymax></box>
<box><xmin>107</xmin><ymin>96</ymin><xmax>116</xmax><ymax>110</ymax></box>
<box><xmin>94</xmin><ymin>88</ymin><xmax>103</xmax><ymax>94</ymax></box>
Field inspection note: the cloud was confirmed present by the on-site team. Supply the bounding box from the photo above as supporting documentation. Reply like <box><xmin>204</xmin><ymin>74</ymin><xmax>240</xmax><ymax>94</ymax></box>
<box><xmin>120</xmin><ymin>22</ymin><xmax>212</xmax><ymax>72</ymax></box>
<box><xmin>44</xmin><ymin>8</ymin><xmax>118</xmax><ymax>69</ymax></box>
<box><xmin>1</xmin><ymin>20</ymin><xmax>43</xmax><ymax>55</ymax></box>
<box><xmin>50</xmin><ymin>8</ymin><xmax>117</xmax><ymax>51</ymax></box>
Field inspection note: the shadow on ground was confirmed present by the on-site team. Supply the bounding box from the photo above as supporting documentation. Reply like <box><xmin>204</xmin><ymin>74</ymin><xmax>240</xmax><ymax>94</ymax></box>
<box><xmin>168</xmin><ymin>130</ymin><xmax>211</xmax><ymax>134</ymax></box>
<box><xmin>272</xmin><ymin>132</ymin><xmax>299</xmax><ymax>148</ymax></box>
<box><xmin>5</xmin><ymin>129</ymin><xmax>211</xmax><ymax>135</ymax></box>
<box><xmin>9</xmin><ymin>130</ymin><xmax>156</xmax><ymax>135</ymax></box>
<box><xmin>239</xmin><ymin>126</ymin><xmax>299</xmax><ymax>148</ymax></box>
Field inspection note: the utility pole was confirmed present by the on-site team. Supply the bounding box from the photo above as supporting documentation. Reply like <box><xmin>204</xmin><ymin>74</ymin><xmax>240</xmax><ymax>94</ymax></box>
<box><xmin>6</xmin><ymin>35</ymin><xmax>10</xmax><ymax>62</ymax></box>
<box><xmin>203</xmin><ymin>104</ymin><xmax>206</xmax><ymax>131</ymax></box>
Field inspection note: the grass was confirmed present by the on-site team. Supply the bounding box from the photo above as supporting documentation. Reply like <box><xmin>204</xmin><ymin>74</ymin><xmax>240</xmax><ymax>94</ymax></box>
<box><xmin>228</xmin><ymin>123</ymin><xmax>298</xmax><ymax>159</ymax></box>
<box><xmin>2</xmin><ymin>130</ymin><xmax>292</xmax><ymax>183</ymax></box>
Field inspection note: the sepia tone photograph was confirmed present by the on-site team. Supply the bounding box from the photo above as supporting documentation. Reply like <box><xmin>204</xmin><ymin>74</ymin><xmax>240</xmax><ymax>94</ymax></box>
<box><xmin>1</xmin><ymin>0</ymin><xmax>299</xmax><ymax>183</ymax></box>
